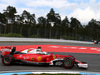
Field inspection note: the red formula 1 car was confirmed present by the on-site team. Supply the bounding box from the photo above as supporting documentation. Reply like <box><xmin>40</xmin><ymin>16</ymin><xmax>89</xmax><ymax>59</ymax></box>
<box><xmin>0</xmin><ymin>46</ymin><xmax>88</xmax><ymax>69</ymax></box>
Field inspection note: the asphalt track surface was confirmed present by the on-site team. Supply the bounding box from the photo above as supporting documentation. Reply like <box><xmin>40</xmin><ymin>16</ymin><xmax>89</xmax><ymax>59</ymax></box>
<box><xmin>0</xmin><ymin>42</ymin><xmax>100</xmax><ymax>72</ymax></box>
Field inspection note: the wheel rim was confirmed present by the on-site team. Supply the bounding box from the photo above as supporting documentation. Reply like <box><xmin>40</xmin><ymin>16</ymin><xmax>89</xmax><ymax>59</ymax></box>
<box><xmin>4</xmin><ymin>57</ymin><xmax>11</xmax><ymax>64</ymax></box>
<box><xmin>64</xmin><ymin>59</ymin><xmax>72</xmax><ymax>67</ymax></box>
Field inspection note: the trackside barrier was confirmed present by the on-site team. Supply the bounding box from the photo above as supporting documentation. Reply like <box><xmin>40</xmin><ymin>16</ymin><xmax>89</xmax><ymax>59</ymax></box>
<box><xmin>0</xmin><ymin>37</ymin><xmax>93</xmax><ymax>44</ymax></box>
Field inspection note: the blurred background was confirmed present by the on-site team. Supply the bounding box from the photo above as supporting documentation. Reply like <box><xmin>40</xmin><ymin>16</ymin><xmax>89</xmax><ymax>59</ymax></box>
<box><xmin>0</xmin><ymin>6</ymin><xmax>100</xmax><ymax>42</ymax></box>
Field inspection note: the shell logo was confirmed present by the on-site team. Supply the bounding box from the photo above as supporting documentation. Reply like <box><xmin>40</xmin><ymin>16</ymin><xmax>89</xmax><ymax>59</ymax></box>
<box><xmin>37</xmin><ymin>56</ymin><xmax>42</xmax><ymax>61</ymax></box>
<box><xmin>31</xmin><ymin>57</ymin><xmax>34</xmax><ymax>61</ymax></box>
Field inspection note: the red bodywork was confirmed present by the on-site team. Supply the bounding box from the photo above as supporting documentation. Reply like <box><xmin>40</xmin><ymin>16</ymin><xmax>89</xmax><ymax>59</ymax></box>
<box><xmin>0</xmin><ymin>46</ymin><xmax>88</xmax><ymax>69</ymax></box>
<box><xmin>13</xmin><ymin>54</ymin><xmax>75</xmax><ymax>63</ymax></box>
<box><xmin>1</xmin><ymin>46</ymin><xmax>77</xmax><ymax>63</ymax></box>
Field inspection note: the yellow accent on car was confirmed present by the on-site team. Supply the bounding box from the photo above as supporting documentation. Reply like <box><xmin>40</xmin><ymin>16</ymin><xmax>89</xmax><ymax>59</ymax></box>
<box><xmin>37</xmin><ymin>56</ymin><xmax>42</xmax><ymax>61</ymax></box>
<box><xmin>53</xmin><ymin>56</ymin><xmax>56</xmax><ymax>59</ymax></box>
<box><xmin>28</xmin><ymin>49</ymin><xmax>30</xmax><ymax>52</ymax></box>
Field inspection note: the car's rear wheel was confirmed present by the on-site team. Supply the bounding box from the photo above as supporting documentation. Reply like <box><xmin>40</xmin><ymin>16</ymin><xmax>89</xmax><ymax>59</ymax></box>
<box><xmin>2</xmin><ymin>54</ymin><xmax>14</xmax><ymax>66</ymax></box>
<box><xmin>63</xmin><ymin>57</ymin><xmax>74</xmax><ymax>69</ymax></box>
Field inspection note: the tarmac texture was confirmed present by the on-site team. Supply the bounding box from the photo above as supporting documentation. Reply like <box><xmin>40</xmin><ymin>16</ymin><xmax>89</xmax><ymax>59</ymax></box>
<box><xmin>0</xmin><ymin>42</ymin><xmax>100</xmax><ymax>72</ymax></box>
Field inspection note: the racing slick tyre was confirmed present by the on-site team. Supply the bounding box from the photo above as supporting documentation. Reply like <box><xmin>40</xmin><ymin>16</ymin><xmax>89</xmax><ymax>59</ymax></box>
<box><xmin>63</xmin><ymin>57</ymin><xmax>74</xmax><ymax>69</ymax></box>
<box><xmin>2</xmin><ymin>54</ymin><xmax>14</xmax><ymax>66</ymax></box>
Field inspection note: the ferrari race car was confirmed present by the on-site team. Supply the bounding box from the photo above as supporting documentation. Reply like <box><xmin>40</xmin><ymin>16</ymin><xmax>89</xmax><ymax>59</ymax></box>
<box><xmin>0</xmin><ymin>46</ymin><xmax>88</xmax><ymax>69</ymax></box>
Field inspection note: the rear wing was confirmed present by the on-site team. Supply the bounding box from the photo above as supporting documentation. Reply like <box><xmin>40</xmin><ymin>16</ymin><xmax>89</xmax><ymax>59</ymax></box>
<box><xmin>1</xmin><ymin>46</ymin><xmax>16</xmax><ymax>56</ymax></box>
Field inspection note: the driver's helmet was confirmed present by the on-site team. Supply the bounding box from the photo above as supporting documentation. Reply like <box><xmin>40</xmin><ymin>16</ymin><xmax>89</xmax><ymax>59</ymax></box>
<box><xmin>37</xmin><ymin>47</ymin><xmax>41</xmax><ymax>52</ymax></box>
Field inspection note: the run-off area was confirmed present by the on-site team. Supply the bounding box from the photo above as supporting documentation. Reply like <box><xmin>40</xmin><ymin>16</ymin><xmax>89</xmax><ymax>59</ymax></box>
<box><xmin>0</xmin><ymin>44</ymin><xmax>100</xmax><ymax>54</ymax></box>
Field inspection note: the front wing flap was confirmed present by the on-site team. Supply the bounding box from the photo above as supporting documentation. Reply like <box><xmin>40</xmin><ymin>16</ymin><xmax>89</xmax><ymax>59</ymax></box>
<box><xmin>77</xmin><ymin>63</ymin><xmax>88</xmax><ymax>68</ymax></box>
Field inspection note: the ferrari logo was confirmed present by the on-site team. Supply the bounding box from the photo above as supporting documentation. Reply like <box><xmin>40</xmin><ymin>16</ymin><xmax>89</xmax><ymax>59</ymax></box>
<box><xmin>53</xmin><ymin>56</ymin><xmax>56</xmax><ymax>59</ymax></box>
<box><xmin>31</xmin><ymin>57</ymin><xmax>34</xmax><ymax>61</ymax></box>
<box><xmin>37</xmin><ymin>56</ymin><xmax>42</xmax><ymax>61</ymax></box>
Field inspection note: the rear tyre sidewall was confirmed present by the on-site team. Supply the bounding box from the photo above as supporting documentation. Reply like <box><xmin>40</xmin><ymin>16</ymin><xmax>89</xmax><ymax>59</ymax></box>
<box><xmin>63</xmin><ymin>57</ymin><xmax>74</xmax><ymax>69</ymax></box>
<box><xmin>2</xmin><ymin>54</ymin><xmax>14</xmax><ymax>66</ymax></box>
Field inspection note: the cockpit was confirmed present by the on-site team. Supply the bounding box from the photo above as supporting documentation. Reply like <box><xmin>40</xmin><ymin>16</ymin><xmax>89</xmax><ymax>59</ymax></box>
<box><xmin>16</xmin><ymin>47</ymin><xmax>48</xmax><ymax>55</ymax></box>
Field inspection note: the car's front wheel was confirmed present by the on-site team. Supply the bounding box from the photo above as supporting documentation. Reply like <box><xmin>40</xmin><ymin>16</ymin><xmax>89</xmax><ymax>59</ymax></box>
<box><xmin>63</xmin><ymin>57</ymin><xmax>74</xmax><ymax>69</ymax></box>
<box><xmin>2</xmin><ymin>54</ymin><xmax>14</xmax><ymax>66</ymax></box>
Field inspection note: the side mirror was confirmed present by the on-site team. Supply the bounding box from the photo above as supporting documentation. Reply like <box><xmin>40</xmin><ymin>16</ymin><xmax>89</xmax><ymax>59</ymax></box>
<box><xmin>50</xmin><ymin>53</ymin><xmax>54</xmax><ymax>56</ymax></box>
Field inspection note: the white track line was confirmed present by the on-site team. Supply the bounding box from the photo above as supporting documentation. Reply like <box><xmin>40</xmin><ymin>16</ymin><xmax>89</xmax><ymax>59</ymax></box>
<box><xmin>49</xmin><ymin>46</ymin><xmax>59</xmax><ymax>48</ymax></box>
<box><xmin>79</xmin><ymin>48</ymin><xmax>87</xmax><ymax>49</ymax></box>
<box><xmin>70</xmin><ymin>47</ymin><xmax>77</xmax><ymax>49</ymax></box>
<box><xmin>62</xmin><ymin>47</ymin><xmax>68</xmax><ymax>48</ymax></box>
<box><xmin>91</xmin><ymin>48</ymin><xmax>97</xmax><ymax>50</ymax></box>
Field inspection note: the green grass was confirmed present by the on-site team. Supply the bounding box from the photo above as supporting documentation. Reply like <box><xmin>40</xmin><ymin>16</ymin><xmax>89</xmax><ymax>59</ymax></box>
<box><xmin>0</xmin><ymin>33</ymin><xmax>23</xmax><ymax>37</ymax></box>
<box><xmin>31</xmin><ymin>35</ymin><xmax>38</xmax><ymax>38</ymax></box>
